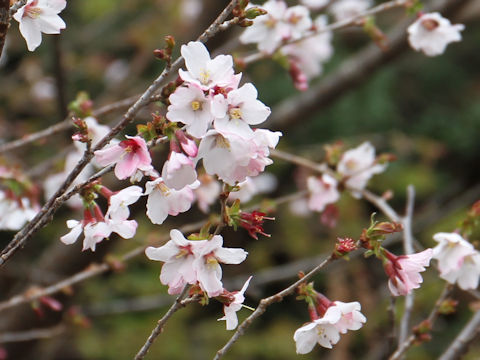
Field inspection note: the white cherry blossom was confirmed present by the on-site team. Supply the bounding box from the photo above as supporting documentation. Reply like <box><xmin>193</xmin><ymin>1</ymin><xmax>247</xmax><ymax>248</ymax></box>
<box><xmin>13</xmin><ymin>0</ymin><xmax>67</xmax><ymax>51</ymax></box>
<box><xmin>145</xmin><ymin>229</ymin><xmax>204</xmax><ymax>294</ymax></box>
<box><xmin>408</xmin><ymin>12</ymin><xmax>464</xmax><ymax>57</ymax></box>
<box><xmin>218</xmin><ymin>276</ymin><xmax>252</xmax><ymax>330</ymax></box>
<box><xmin>194</xmin><ymin>174</ymin><xmax>222</xmax><ymax>213</ymax></box>
<box><xmin>330</xmin><ymin>0</ymin><xmax>371</xmax><ymax>22</ymax></box>
<box><xmin>193</xmin><ymin>235</ymin><xmax>248</xmax><ymax>297</ymax></box>
<box><xmin>167</xmin><ymin>84</ymin><xmax>213</xmax><ymax>138</ymax></box>
<box><xmin>331</xmin><ymin>301</ymin><xmax>367</xmax><ymax>334</ymax></box>
<box><xmin>300</xmin><ymin>0</ymin><xmax>329</xmax><ymax>10</ymax></box>
<box><xmin>229</xmin><ymin>173</ymin><xmax>277</xmax><ymax>203</ymax></box>
<box><xmin>179</xmin><ymin>41</ymin><xmax>235</xmax><ymax>90</ymax></box>
<box><xmin>82</xmin><ymin>222</ymin><xmax>112</xmax><ymax>252</ymax></box>
<box><xmin>440</xmin><ymin>252</ymin><xmax>480</xmax><ymax>290</ymax></box>
<box><xmin>283</xmin><ymin>5</ymin><xmax>312</xmax><ymax>41</ymax></box>
<box><xmin>145</xmin><ymin>178</ymin><xmax>197</xmax><ymax>225</ymax></box>
<box><xmin>162</xmin><ymin>151</ymin><xmax>197</xmax><ymax>190</ymax></box>
<box><xmin>212</xmin><ymin>83</ymin><xmax>271</xmax><ymax>139</ymax></box>
<box><xmin>294</xmin><ymin>306</ymin><xmax>342</xmax><ymax>353</ymax></box>
<box><xmin>337</xmin><ymin>142</ymin><xmax>386</xmax><ymax>197</ymax></box>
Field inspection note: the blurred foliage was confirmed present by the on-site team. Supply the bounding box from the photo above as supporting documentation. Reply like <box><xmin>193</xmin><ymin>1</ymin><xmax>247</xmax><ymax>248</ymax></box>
<box><xmin>1</xmin><ymin>0</ymin><xmax>480</xmax><ymax>359</ymax></box>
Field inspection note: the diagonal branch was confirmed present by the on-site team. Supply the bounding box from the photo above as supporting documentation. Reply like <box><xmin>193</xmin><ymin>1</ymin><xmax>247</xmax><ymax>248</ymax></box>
<box><xmin>438</xmin><ymin>310</ymin><xmax>480</xmax><ymax>360</ymax></box>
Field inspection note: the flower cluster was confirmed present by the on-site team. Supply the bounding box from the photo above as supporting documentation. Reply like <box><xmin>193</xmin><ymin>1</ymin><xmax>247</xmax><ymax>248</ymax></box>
<box><xmin>145</xmin><ymin>229</ymin><xmax>248</xmax><ymax>297</ymax></box>
<box><xmin>432</xmin><ymin>232</ymin><xmax>480</xmax><ymax>290</ymax></box>
<box><xmin>294</xmin><ymin>292</ymin><xmax>366</xmax><ymax>353</ymax></box>
<box><xmin>408</xmin><ymin>12</ymin><xmax>465</xmax><ymax>57</ymax></box>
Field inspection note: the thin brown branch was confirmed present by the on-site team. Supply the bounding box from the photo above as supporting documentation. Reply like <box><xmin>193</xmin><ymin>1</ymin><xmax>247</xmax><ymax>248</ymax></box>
<box><xmin>0</xmin><ymin>0</ymin><xmax>9</xmax><ymax>59</ymax></box>
<box><xmin>389</xmin><ymin>283</ymin><xmax>454</xmax><ymax>360</ymax></box>
<box><xmin>133</xmin><ymin>285</ymin><xmax>192</xmax><ymax>360</ymax></box>
<box><xmin>0</xmin><ymin>0</ymin><xmax>240</xmax><ymax>267</ymax></box>
<box><xmin>214</xmin><ymin>255</ymin><xmax>334</xmax><ymax>359</ymax></box>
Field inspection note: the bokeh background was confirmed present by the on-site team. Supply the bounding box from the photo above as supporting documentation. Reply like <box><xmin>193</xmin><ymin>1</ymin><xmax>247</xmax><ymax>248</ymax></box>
<box><xmin>0</xmin><ymin>0</ymin><xmax>479</xmax><ymax>359</ymax></box>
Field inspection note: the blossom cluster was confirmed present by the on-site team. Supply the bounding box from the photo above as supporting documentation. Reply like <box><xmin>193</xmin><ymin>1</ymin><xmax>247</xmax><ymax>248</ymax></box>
<box><xmin>294</xmin><ymin>292</ymin><xmax>366</xmax><ymax>353</ymax></box>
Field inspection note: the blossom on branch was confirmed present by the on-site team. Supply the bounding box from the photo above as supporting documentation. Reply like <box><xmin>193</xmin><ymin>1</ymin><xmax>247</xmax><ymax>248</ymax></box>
<box><xmin>432</xmin><ymin>232</ymin><xmax>480</xmax><ymax>290</ymax></box>
<box><xmin>218</xmin><ymin>276</ymin><xmax>253</xmax><ymax>330</ymax></box>
<box><xmin>13</xmin><ymin>0</ymin><xmax>67</xmax><ymax>51</ymax></box>
<box><xmin>408</xmin><ymin>12</ymin><xmax>464</xmax><ymax>57</ymax></box>
<box><xmin>306</xmin><ymin>174</ymin><xmax>339</xmax><ymax>212</ymax></box>
<box><xmin>94</xmin><ymin>136</ymin><xmax>152</xmax><ymax>180</ymax></box>
<box><xmin>329</xmin><ymin>0</ymin><xmax>371</xmax><ymax>22</ymax></box>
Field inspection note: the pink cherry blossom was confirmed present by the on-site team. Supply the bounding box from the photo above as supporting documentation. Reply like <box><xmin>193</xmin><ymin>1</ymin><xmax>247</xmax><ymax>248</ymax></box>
<box><xmin>307</xmin><ymin>174</ymin><xmax>340</xmax><ymax>212</ymax></box>
<box><xmin>331</xmin><ymin>301</ymin><xmax>366</xmax><ymax>334</ymax></box>
<box><xmin>94</xmin><ymin>136</ymin><xmax>152</xmax><ymax>180</ymax></box>
<box><xmin>384</xmin><ymin>249</ymin><xmax>433</xmax><ymax>296</ymax></box>
<box><xmin>193</xmin><ymin>235</ymin><xmax>248</xmax><ymax>297</ymax></box>
<box><xmin>179</xmin><ymin>41</ymin><xmax>235</xmax><ymax>90</ymax></box>
<box><xmin>294</xmin><ymin>306</ymin><xmax>342</xmax><ymax>353</ymax></box>
<box><xmin>145</xmin><ymin>229</ymin><xmax>204</xmax><ymax>294</ymax></box>
<box><xmin>408</xmin><ymin>12</ymin><xmax>464</xmax><ymax>57</ymax></box>
<box><xmin>218</xmin><ymin>276</ymin><xmax>252</xmax><ymax>330</ymax></box>
<box><xmin>13</xmin><ymin>0</ymin><xmax>67</xmax><ymax>51</ymax></box>
<box><xmin>145</xmin><ymin>178</ymin><xmax>197</xmax><ymax>225</ymax></box>
<box><xmin>162</xmin><ymin>151</ymin><xmax>197</xmax><ymax>191</ymax></box>
<box><xmin>337</xmin><ymin>142</ymin><xmax>386</xmax><ymax>197</ymax></box>
<box><xmin>167</xmin><ymin>84</ymin><xmax>213</xmax><ymax>138</ymax></box>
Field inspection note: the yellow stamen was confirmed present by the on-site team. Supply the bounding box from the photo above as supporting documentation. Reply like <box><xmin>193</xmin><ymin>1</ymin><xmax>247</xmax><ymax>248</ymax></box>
<box><xmin>191</xmin><ymin>100</ymin><xmax>202</xmax><ymax>111</ymax></box>
<box><xmin>199</xmin><ymin>70</ymin><xmax>211</xmax><ymax>85</ymax></box>
<box><xmin>229</xmin><ymin>108</ymin><xmax>242</xmax><ymax>120</ymax></box>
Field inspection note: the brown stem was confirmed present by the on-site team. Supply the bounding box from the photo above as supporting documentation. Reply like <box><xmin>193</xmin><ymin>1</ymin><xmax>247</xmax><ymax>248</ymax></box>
<box><xmin>0</xmin><ymin>0</ymin><xmax>9</xmax><ymax>59</ymax></box>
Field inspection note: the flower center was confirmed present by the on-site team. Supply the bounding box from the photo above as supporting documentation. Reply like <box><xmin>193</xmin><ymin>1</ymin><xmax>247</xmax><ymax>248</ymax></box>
<box><xmin>229</xmin><ymin>108</ymin><xmax>242</xmax><ymax>120</ymax></box>
<box><xmin>265</xmin><ymin>17</ymin><xmax>277</xmax><ymax>28</ymax></box>
<box><xmin>199</xmin><ymin>70</ymin><xmax>211</xmax><ymax>85</ymax></box>
<box><xmin>421</xmin><ymin>18</ymin><xmax>439</xmax><ymax>31</ymax></box>
<box><xmin>191</xmin><ymin>100</ymin><xmax>202</xmax><ymax>111</ymax></box>
<box><xmin>215</xmin><ymin>135</ymin><xmax>230</xmax><ymax>149</ymax></box>
<box><xmin>24</xmin><ymin>1</ymin><xmax>42</xmax><ymax>19</ymax></box>
<box><xmin>345</xmin><ymin>159</ymin><xmax>357</xmax><ymax>170</ymax></box>
<box><xmin>205</xmin><ymin>254</ymin><xmax>219</xmax><ymax>269</ymax></box>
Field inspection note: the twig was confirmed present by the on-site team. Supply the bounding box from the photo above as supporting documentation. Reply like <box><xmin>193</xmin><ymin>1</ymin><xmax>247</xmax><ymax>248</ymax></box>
<box><xmin>214</xmin><ymin>255</ymin><xmax>333</xmax><ymax>359</ymax></box>
<box><xmin>0</xmin><ymin>324</ymin><xmax>66</xmax><ymax>343</ymax></box>
<box><xmin>243</xmin><ymin>0</ymin><xmax>408</xmax><ymax>65</ymax></box>
<box><xmin>389</xmin><ymin>283</ymin><xmax>454</xmax><ymax>360</ymax></box>
<box><xmin>0</xmin><ymin>0</ymin><xmax>240</xmax><ymax>267</ymax></box>
<box><xmin>133</xmin><ymin>285</ymin><xmax>192</xmax><ymax>360</ymax></box>
<box><xmin>398</xmin><ymin>185</ymin><xmax>416</xmax><ymax>349</ymax></box>
<box><xmin>438</xmin><ymin>310</ymin><xmax>480</xmax><ymax>360</ymax></box>
<box><xmin>8</xmin><ymin>0</ymin><xmax>27</xmax><ymax>17</ymax></box>
<box><xmin>0</xmin><ymin>0</ymin><xmax>9</xmax><ymax>59</ymax></box>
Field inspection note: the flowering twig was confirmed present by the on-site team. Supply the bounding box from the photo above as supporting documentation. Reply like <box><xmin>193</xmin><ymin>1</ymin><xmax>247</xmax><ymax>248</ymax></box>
<box><xmin>389</xmin><ymin>283</ymin><xmax>454</xmax><ymax>360</ymax></box>
<box><xmin>243</xmin><ymin>0</ymin><xmax>408</xmax><ymax>65</ymax></box>
<box><xmin>398</xmin><ymin>185</ymin><xmax>416</xmax><ymax>349</ymax></box>
<box><xmin>438</xmin><ymin>309</ymin><xmax>480</xmax><ymax>360</ymax></box>
<box><xmin>0</xmin><ymin>0</ymin><xmax>240</xmax><ymax>267</ymax></box>
<box><xmin>214</xmin><ymin>255</ymin><xmax>334</xmax><ymax>359</ymax></box>
<box><xmin>134</xmin><ymin>285</ymin><xmax>194</xmax><ymax>360</ymax></box>
<box><xmin>0</xmin><ymin>324</ymin><xmax>66</xmax><ymax>343</ymax></box>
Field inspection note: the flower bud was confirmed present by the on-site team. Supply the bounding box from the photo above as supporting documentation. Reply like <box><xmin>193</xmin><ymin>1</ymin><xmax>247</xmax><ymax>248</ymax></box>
<box><xmin>245</xmin><ymin>7</ymin><xmax>267</xmax><ymax>19</ymax></box>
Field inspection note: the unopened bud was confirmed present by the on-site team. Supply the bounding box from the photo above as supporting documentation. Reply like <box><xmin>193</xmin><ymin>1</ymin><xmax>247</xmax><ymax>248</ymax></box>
<box><xmin>164</xmin><ymin>35</ymin><xmax>175</xmax><ymax>51</ymax></box>
<box><xmin>239</xmin><ymin>19</ymin><xmax>254</xmax><ymax>27</ymax></box>
<box><xmin>245</xmin><ymin>7</ymin><xmax>267</xmax><ymax>19</ymax></box>
<box><xmin>439</xmin><ymin>299</ymin><xmax>458</xmax><ymax>315</ymax></box>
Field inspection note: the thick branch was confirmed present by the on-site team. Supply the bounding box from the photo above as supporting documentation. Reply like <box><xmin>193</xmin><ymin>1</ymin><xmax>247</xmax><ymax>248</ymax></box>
<box><xmin>438</xmin><ymin>310</ymin><xmax>480</xmax><ymax>360</ymax></box>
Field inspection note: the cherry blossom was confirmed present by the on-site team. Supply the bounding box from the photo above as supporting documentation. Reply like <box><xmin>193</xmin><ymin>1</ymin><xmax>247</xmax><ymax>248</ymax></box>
<box><xmin>330</xmin><ymin>0</ymin><xmax>371</xmax><ymax>22</ymax></box>
<box><xmin>331</xmin><ymin>301</ymin><xmax>366</xmax><ymax>334</ymax></box>
<box><xmin>408</xmin><ymin>12</ymin><xmax>465</xmax><ymax>57</ymax></box>
<box><xmin>212</xmin><ymin>83</ymin><xmax>271</xmax><ymax>139</ymax></box>
<box><xmin>0</xmin><ymin>192</ymin><xmax>37</xmax><ymax>231</ymax></box>
<box><xmin>13</xmin><ymin>0</ymin><xmax>67</xmax><ymax>51</ymax></box>
<box><xmin>218</xmin><ymin>276</ymin><xmax>252</xmax><ymax>330</ymax></box>
<box><xmin>162</xmin><ymin>151</ymin><xmax>197</xmax><ymax>190</ymax></box>
<box><xmin>306</xmin><ymin>174</ymin><xmax>340</xmax><ymax>212</ymax></box>
<box><xmin>384</xmin><ymin>249</ymin><xmax>433</xmax><ymax>296</ymax></box>
<box><xmin>145</xmin><ymin>229</ymin><xmax>203</xmax><ymax>294</ymax></box>
<box><xmin>239</xmin><ymin>0</ymin><xmax>288</xmax><ymax>54</ymax></box>
<box><xmin>294</xmin><ymin>306</ymin><xmax>342</xmax><ymax>353</ymax></box>
<box><xmin>229</xmin><ymin>173</ymin><xmax>277</xmax><ymax>203</ymax></box>
<box><xmin>193</xmin><ymin>235</ymin><xmax>248</xmax><ymax>297</ymax></box>
<box><xmin>179</xmin><ymin>41</ymin><xmax>235</xmax><ymax>90</ymax></box>
<box><xmin>94</xmin><ymin>136</ymin><xmax>152</xmax><ymax>180</ymax></box>
<box><xmin>283</xmin><ymin>5</ymin><xmax>312</xmax><ymax>41</ymax></box>
<box><xmin>167</xmin><ymin>84</ymin><xmax>214</xmax><ymax>138</ymax></box>
<box><xmin>337</xmin><ymin>142</ymin><xmax>386</xmax><ymax>197</ymax></box>
<box><xmin>300</xmin><ymin>0</ymin><xmax>329</xmax><ymax>10</ymax></box>
<box><xmin>145</xmin><ymin>178</ymin><xmax>197</xmax><ymax>225</ymax></box>
<box><xmin>282</xmin><ymin>15</ymin><xmax>333</xmax><ymax>81</ymax></box>
<box><xmin>194</xmin><ymin>174</ymin><xmax>222</xmax><ymax>213</ymax></box>
<box><xmin>106</xmin><ymin>186</ymin><xmax>143</xmax><ymax>220</ymax></box>
<box><xmin>60</xmin><ymin>219</ymin><xmax>111</xmax><ymax>252</ymax></box>
<box><xmin>432</xmin><ymin>232</ymin><xmax>480</xmax><ymax>290</ymax></box>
